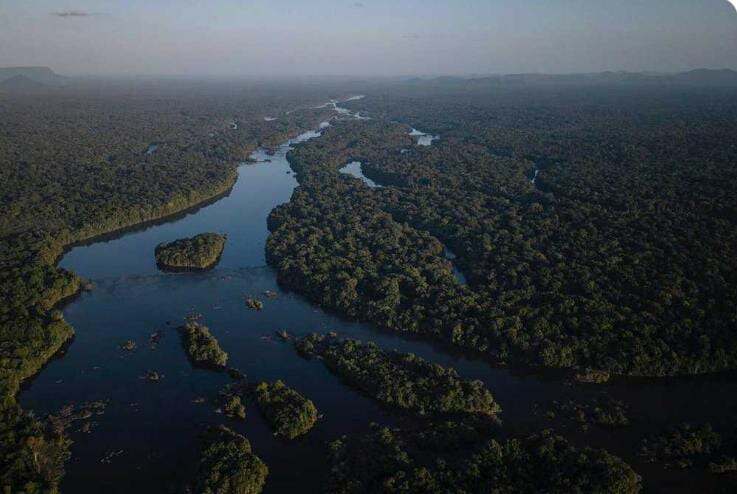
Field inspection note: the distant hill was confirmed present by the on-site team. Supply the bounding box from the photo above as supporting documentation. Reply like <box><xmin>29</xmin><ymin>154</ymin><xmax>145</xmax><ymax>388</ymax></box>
<box><xmin>430</xmin><ymin>69</ymin><xmax>736</xmax><ymax>87</ymax></box>
<box><xmin>669</xmin><ymin>68</ymin><xmax>737</xmax><ymax>85</ymax></box>
<box><xmin>0</xmin><ymin>66</ymin><xmax>66</xmax><ymax>86</ymax></box>
<box><xmin>0</xmin><ymin>74</ymin><xmax>51</xmax><ymax>93</ymax></box>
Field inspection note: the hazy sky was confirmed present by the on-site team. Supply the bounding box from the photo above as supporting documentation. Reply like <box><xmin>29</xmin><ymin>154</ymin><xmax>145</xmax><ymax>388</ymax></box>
<box><xmin>1</xmin><ymin>0</ymin><xmax>736</xmax><ymax>77</ymax></box>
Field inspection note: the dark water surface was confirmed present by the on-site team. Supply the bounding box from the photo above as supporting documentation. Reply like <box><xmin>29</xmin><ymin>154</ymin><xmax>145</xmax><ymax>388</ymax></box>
<box><xmin>19</xmin><ymin>108</ymin><xmax>737</xmax><ymax>494</ymax></box>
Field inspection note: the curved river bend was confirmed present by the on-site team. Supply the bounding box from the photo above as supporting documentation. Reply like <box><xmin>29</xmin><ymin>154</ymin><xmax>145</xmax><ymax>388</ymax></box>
<box><xmin>19</xmin><ymin>100</ymin><xmax>737</xmax><ymax>494</ymax></box>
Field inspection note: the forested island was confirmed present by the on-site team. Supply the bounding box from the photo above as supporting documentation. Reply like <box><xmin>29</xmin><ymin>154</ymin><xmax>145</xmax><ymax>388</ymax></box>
<box><xmin>178</xmin><ymin>316</ymin><xmax>228</xmax><ymax>368</ymax></box>
<box><xmin>155</xmin><ymin>233</ymin><xmax>227</xmax><ymax>271</ymax></box>
<box><xmin>254</xmin><ymin>380</ymin><xmax>318</xmax><ymax>439</ymax></box>
<box><xmin>297</xmin><ymin>333</ymin><xmax>501</xmax><ymax>418</ymax></box>
<box><xmin>193</xmin><ymin>425</ymin><xmax>268</xmax><ymax>494</ymax></box>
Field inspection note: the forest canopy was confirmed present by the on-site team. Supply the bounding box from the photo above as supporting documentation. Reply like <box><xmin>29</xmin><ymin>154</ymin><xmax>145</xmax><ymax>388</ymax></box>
<box><xmin>327</xmin><ymin>422</ymin><xmax>642</xmax><ymax>494</ymax></box>
<box><xmin>267</xmin><ymin>82</ymin><xmax>737</xmax><ymax>377</ymax></box>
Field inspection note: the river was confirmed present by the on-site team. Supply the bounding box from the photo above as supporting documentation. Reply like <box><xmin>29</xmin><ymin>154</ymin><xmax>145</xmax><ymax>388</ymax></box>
<box><xmin>338</xmin><ymin>161</ymin><xmax>382</xmax><ymax>189</ymax></box>
<box><xmin>410</xmin><ymin>127</ymin><xmax>439</xmax><ymax>146</ymax></box>
<box><xmin>18</xmin><ymin>100</ymin><xmax>737</xmax><ymax>494</ymax></box>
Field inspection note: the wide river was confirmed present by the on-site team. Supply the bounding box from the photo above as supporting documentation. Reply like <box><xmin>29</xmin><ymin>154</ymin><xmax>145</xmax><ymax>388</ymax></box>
<box><xmin>19</xmin><ymin>101</ymin><xmax>737</xmax><ymax>493</ymax></box>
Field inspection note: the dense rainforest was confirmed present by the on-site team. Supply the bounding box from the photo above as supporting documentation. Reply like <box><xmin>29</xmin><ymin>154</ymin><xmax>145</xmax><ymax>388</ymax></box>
<box><xmin>267</xmin><ymin>82</ymin><xmax>737</xmax><ymax>377</ymax></box>
<box><xmin>2</xmin><ymin>76</ymin><xmax>737</xmax><ymax>493</ymax></box>
<box><xmin>0</xmin><ymin>80</ymin><xmax>336</xmax><ymax>492</ymax></box>
<box><xmin>327</xmin><ymin>422</ymin><xmax>642</xmax><ymax>494</ymax></box>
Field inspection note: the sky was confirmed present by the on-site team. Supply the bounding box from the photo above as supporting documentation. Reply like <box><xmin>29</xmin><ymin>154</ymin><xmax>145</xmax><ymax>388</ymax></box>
<box><xmin>1</xmin><ymin>0</ymin><xmax>736</xmax><ymax>77</ymax></box>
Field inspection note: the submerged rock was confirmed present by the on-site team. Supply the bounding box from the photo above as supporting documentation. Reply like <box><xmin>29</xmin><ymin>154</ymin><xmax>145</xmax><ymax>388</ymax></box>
<box><xmin>155</xmin><ymin>232</ymin><xmax>226</xmax><ymax>271</ymax></box>
<box><xmin>227</xmin><ymin>367</ymin><xmax>246</xmax><ymax>381</ymax></box>
<box><xmin>120</xmin><ymin>340</ymin><xmax>136</xmax><ymax>352</ymax></box>
<box><xmin>141</xmin><ymin>370</ymin><xmax>163</xmax><ymax>382</ymax></box>
<box><xmin>245</xmin><ymin>298</ymin><xmax>264</xmax><ymax>310</ymax></box>
<box><xmin>149</xmin><ymin>330</ymin><xmax>163</xmax><ymax>349</ymax></box>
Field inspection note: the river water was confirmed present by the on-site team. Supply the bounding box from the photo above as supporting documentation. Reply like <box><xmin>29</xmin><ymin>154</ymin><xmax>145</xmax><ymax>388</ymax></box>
<box><xmin>410</xmin><ymin>127</ymin><xmax>439</xmax><ymax>146</ymax></box>
<box><xmin>338</xmin><ymin>161</ymin><xmax>382</xmax><ymax>189</ymax></box>
<box><xmin>19</xmin><ymin>101</ymin><xmax>737</xmax><ymax>494</ymax></box>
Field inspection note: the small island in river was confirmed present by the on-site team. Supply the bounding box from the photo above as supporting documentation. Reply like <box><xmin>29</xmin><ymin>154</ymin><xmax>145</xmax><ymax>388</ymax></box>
<box><xmin>179</xmin><ymin>316</ymin><xmax>228</xmax><ymax>368</ymax></box>
<box><xmin>155</xmin><ymin>232</ymin><xmax>226</xmax><ymax>271</ymax></box>
<box><xmin>192</xmin><ymin>425</ymin><xmax>268</xmax><ymax>494</ymax></box>
<box><xmin>255</xmin><ymin>380</ymin><xmax>318</xmax><ymax>439</ymax></box>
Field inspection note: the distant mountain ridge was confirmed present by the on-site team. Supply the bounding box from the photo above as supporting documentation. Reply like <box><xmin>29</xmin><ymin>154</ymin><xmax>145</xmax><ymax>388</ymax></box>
<box><xmin>407</xmin><ymin>69</ymin><xmax>737</xmax><ymax>87</ymax></box>
<box><xmin>2</xmin><ymin>66</ymin><xmax>735</xmax><ymax>88</ymax></box>
<box><xmin>0</xmin><ymin>74</ymin><xmax>50</xmax><ymax>92</ymax></box>
<box><xmin>671</xmin><ymin>68</ymin><xmax>737</xmax><ymax>85</ymax></box>
<box><xmin>0</xmin><ymin>66</ymin><xmax>66</xmax><ymax>87</ymax></box>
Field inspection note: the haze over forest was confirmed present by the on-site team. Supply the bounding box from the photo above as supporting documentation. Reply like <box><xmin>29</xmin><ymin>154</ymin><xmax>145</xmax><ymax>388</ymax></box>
<box><xmin>3</xmin><ymin>1</ymin><xmax>737</xmax><ymax>493</ymax></box>
<box><xmin>1</xmin><ymin>0</ymin><xmax>736</xmax><ymax>77</ymax></box>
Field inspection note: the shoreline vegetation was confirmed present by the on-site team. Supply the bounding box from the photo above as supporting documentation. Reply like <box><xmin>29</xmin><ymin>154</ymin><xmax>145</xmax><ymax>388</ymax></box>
<box><xmin>0</xmin><ymin>86</ymin><xmax>335</xmax><ymax>493</ymax></box>
<box><xmin>53</xmin><ymin>179</ymin><xmax>238</xmax><ymax>265</ymax></box>
<box><xmin>155</xmin><ymin>232</ymin><xmax>227</xmax><ymax>271</ymax></box>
